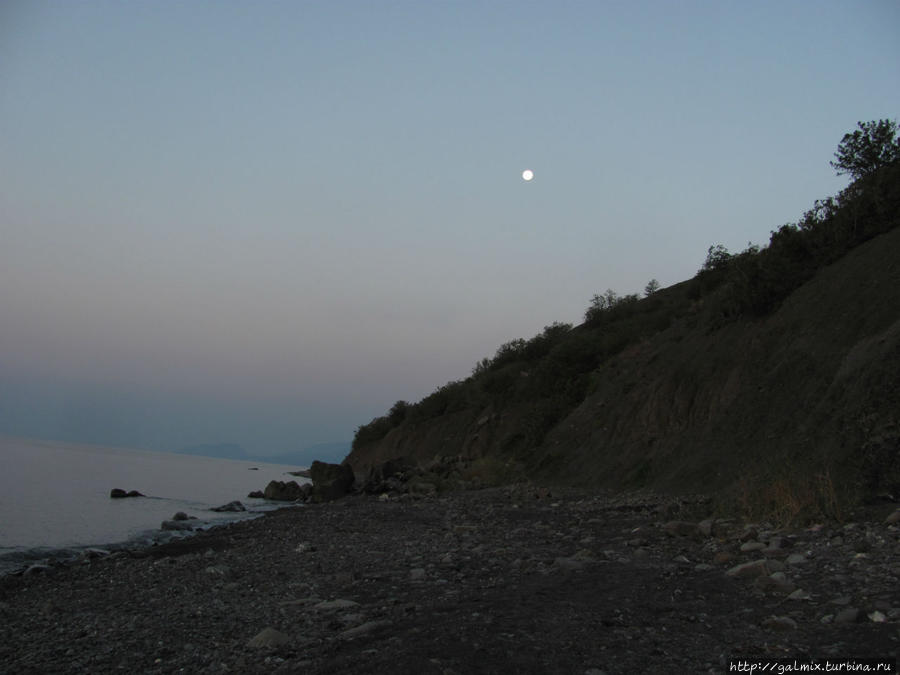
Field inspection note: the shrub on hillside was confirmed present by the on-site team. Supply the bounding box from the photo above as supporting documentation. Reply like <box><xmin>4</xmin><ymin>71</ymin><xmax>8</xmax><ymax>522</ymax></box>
<box><xmin>831</xmin><ymin>119</ymin><xmax>899</xmax><ymax>180</ymax></box>
<box><xmin>352</xmin><ymin>120</ymin><xmax>900</xmax><ymax>456</ymax></box>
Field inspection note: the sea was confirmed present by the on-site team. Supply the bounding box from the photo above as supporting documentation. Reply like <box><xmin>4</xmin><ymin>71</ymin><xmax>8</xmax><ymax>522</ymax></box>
<box><xmin>0</xmin><ymin>436</ymin><xmax>309</xmax><ymax>575</ymax></box>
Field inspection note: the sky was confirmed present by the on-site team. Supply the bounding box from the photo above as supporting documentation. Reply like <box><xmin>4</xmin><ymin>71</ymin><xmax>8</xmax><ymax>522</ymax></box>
<box><xmin>1</xmin><ymin>1</ymin><xmax>899</xmax><ymax>459</ymax></box>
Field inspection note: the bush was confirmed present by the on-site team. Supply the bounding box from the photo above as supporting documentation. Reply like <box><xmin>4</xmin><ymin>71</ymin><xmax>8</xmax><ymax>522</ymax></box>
<box><xmin>644</xmin><ymin>278</ymin><xmax>661</xmax><ymax>296</ymax></box>
<box><xmin>718</xmin><ymin>158</ymin><xmax>900</xmax><ymax>317</ymax></box>
<box><xmin>354</xmin><ymin>121</ymin><xmax>900</xmax><ymax>459</ymax></box>
<box><xmin>352</xmin><ymin>415</ymin><xmax>394</xmax><ymax>451</ymax></box>
<box><xmin>831</xmin><ymin>118</ymin><xmax>899</xmax><ymax>180</ymax></box>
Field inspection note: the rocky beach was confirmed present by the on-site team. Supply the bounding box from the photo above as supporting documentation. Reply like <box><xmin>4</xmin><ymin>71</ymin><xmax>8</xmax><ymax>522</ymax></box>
<box><xmin>1</xmin><ymin>485</ymin><xmax>898</xmax><ymax>674</ymax></box>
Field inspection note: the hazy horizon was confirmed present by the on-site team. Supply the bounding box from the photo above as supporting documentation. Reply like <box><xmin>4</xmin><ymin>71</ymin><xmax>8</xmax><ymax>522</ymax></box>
<box><xmin>2</xmin><ymin>1</ymin><xmax>899</xmax><ymax>456</ymax></box>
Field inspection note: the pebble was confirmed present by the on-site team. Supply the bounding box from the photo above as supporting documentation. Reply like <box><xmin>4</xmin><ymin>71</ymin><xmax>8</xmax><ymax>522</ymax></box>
<box><xmin>314</xmin><ymin>599</ymin><xmax>360</xmax><ymax>611</ymax></box>
<box><xmin>4</xmin><ymin>487</ymin><xmax>897</xmax><ymax>674</ymax></box>
<box><xmin>204</xmin><ymin>565</ymin><xmax>231</xmax><ymax>578</ymax></box>
<box><xmin>553</xmin><ymin>557</ymin><xmax>585</xmax><ymax>571</ymax></box>
<box><xmin>833</xmin><ymin>607</ymin><xmax>860</xmax><ymax>624</ymax></box>
<box><xmin>739</xmin><ymin>528</ymin><xmax>759</xmax><ymax>542</ymax></box>
<box><xmin>663</xmin><ymin>521</ymin><xmax>698</xmax><ymax>538</ymax></box>
<box><xmin>278</xmin><ymin>597</ymin><xmax>321</xmax><ymax>607</ymax></box>
<box><xmin>725</xmin><ymin>559</ymin><xmax>771</xmax><ymax>578</ymax></box>
<box><xmin>762</xmin><ymin>615</ymin><xmax>797</xmax><ymax>631</ymax></box>
<box><xmin>23</xmin><ymin>564</ymin><xmax>52</xmax><ymax>576</ymax></box>
<box><xmin>787</xmin><ymin>589</ymin><xmax>811</xmax><ymax>601</ymax></box>
<box><xmin>753</xmin><ymin>573</ymin><xmax>795</xmax><ymax>595</ymax></box>
<box><xmin>81</xmin><ymin>548</ymin><xmax>111</xmax><ymax>560</ymax></box>
<box><xmin>340</xmin><ymin>620</ymin><xmax>392</xmax><ymax>640</ymax></box>
<box><xmin>247</xmin><ymin>627</ymin><xmax>290</xmax><ymax>648</ymax></box>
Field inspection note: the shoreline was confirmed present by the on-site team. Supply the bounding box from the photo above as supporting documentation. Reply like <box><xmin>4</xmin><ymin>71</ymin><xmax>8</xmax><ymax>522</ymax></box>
<box><xmin>0</xmin><ymin>501</ymin><xmax>302</xmax><ymax>578</ymax></box>
<box><xmin>1</xmin><ymin>486</ymin><xmax>897</xmax><ymax>673</ymax></box>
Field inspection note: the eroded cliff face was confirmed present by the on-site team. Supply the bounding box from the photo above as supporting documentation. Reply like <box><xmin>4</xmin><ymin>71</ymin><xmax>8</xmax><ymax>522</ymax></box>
<box><xmin>346</xmin><ymin>226</ymin><xmax>900</xmax><ymax>499</ymax></box>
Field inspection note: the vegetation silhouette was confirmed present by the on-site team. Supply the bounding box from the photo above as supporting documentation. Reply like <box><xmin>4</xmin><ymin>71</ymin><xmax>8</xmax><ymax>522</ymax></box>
<box><xmin>353</xmin><ymin>121</ymin><xmax>899</xmax><ymax>455</ymax></box>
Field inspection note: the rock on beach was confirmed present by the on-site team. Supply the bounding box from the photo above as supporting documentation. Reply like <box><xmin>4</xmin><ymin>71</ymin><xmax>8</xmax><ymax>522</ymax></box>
<box><xmin>210</xmin><ymin>500</ymin><xmax>246</xmax><ymax>512</ymax></box>
<box><xmin>309</xmin><ymin>460</ymin><xmax>354</xmax><ymax>502</ymax></box>
<box><xmin>263</xmin><ymin>480</ymin><xmax>303</xmax><ymax>501</ymax></box>
<box><xmin>2</xmin><ymin>487</ymin><xmax>897</xmax><ymax>673</ymax></box>
<box><xmin>109</xmin><ymin>488</ymin><xmax>143</xmax><ymax>499</ymax></box>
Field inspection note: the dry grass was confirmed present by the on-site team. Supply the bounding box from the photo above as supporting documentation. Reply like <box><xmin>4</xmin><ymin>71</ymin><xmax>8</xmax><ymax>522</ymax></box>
<box><xmin>733</xmin><ymin>467</ymin><xmax>845</xmax><ymax>527</ymax></box>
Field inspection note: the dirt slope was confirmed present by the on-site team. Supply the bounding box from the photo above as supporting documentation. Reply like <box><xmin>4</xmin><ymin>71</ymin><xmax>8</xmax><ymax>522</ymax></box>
<box><xmin>346</xmin><ymin>226</ymin><xmax>900</xmax><ymax>504</ymax></box>
<box><xmin>536</xmin><ymin>225</ymin><xmax>900</xmax><ymax>497</ymax></box>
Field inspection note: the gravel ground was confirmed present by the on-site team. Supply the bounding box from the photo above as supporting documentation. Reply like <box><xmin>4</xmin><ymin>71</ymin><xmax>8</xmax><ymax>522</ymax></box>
<box><xmin>1</xmin><ymin>486</ymin><xmax>898</xmax><ymax>674</ymax></box>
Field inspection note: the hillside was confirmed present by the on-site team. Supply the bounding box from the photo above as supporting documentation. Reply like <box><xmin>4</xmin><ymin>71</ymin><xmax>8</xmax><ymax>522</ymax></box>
<box><xmin>344</xmin><ymin>126</ymin><xmax>900</xmax><ymax>518</ymax></box>
<box><xmin>536</xmin><ymin>224</ymin><xmax>900</xmax><ymax>498</ymax></box>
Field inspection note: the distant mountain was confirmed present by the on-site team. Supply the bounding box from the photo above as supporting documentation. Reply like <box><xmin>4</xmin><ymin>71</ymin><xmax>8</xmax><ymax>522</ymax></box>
<box><xmin>292</xmin><ymin>441</ymin><xmax>352</xmax><ymax>463</ymax></box>
<box><xmin>176</xmin><ymin>443</ymin><xmax>250</xmax><ymax>461</ymax></box>
<box><xmin>174</xmin><ymin>441</ymin><xmax>351</xmax><ymax>467</ymax></box>
<box><xmin>254</xmin><ymin>442</ymin><xmax>351</xmax><ymax>467</ymax></box>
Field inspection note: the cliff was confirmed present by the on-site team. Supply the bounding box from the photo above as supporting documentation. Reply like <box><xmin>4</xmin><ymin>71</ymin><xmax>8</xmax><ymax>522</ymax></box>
<box><xmin>345</xmin><ymin>160</ymin><xmax>900</xmax><ymax>511</ymax></box>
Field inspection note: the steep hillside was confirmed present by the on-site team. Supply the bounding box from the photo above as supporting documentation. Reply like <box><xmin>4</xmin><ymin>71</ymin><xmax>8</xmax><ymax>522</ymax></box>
<box><xmin>535</xmin><ymin>225</ymin><xmax>900</xmax><ymax>498</ymax></box>
<box><xmin>345</xmin><ymin>135</ymin><xmax>900</xmax><ymax>514</ymax></box>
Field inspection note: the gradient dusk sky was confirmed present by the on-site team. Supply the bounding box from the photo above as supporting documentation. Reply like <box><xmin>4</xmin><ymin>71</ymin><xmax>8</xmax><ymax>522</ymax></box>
<box><xmin>2</xmin><ymin>1</ymin><xmax>899</xmax><ymax>458</ymax></box>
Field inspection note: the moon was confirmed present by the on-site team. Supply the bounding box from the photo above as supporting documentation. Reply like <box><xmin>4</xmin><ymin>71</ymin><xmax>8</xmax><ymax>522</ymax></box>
<box><xmin>522</xmin><ymin>169</ymin><xmax>534</xmax><ymax>181</ymax></box>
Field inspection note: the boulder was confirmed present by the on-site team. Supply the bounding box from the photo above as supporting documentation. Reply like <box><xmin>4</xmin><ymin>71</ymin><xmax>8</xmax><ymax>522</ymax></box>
<box><xmin>171</xmin><ymin>512</ymin><xmax>195</xmax><ymax>521</ymax></box>
<box><xmin>247</xmin><ymin>490</ymin><xmax>265</xmax><ymax>499</ymax></box>
<box><xmin>110</xmin><ymin>488</ymin><xmax>143</xmax><ymax>499</ymax></box>
<box><xmin>211</xmin><ymin>500</ymin><xmax>245</xmax><ymax>512</ymax></box>
<box><xmin>359</xmin><ymin>458</ymin><xmax>413</xmax><ymax>494</ymax></box>
<box><xmin>374</xmin><ymin>458</ymin><xmax>411</xmax><ymax>481</ymax></box>
<box><xmin>725</xmin><ymin>559</ymin><xmax>773</xmax><ymax>578</ymax></box>
<box><xmin>264</xmin><ymin>480</ymin><xmax>303</xmax><ymax>501</ymax></box>
<box><xmin>310</xmin><ymin>460</ymin><xmax>355</xmax><ymax>502</ymax></box>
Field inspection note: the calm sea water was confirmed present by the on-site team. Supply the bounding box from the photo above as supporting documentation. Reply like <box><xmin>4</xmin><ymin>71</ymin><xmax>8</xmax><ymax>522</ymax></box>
<box><xmin>0</xmin><ymin>436</ymin><xmax>308</xmax><ymax>573</ymax></box>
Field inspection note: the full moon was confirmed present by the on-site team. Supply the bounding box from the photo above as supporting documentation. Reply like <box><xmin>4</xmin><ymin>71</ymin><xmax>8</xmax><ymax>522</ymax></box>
<box><xmin>522</xmin><ymin>169</ymin><xmax>534</xmax><ymax>181</ymax></box>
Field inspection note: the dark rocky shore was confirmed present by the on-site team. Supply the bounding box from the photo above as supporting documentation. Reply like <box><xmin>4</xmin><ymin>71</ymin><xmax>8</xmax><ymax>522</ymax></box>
<box><xmin>1</xmin><ymin>487</ymin><xmax>898</xmax><ymax>674</ymax></box>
